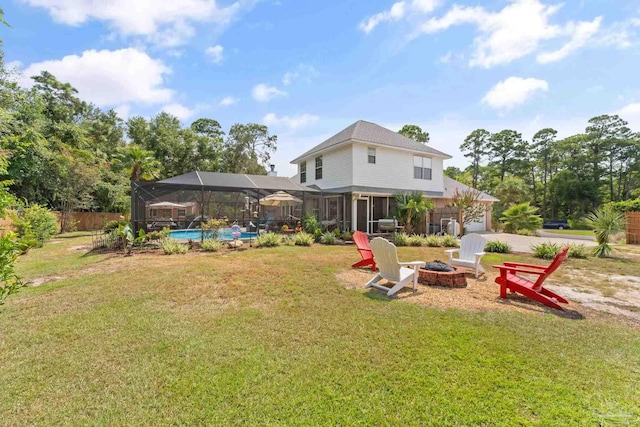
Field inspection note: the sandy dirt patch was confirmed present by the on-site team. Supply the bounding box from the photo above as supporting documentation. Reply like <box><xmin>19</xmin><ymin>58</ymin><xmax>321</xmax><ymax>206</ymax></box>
<box><xmin>337</xmin><ymin>268</ymin><xmax>640</xmax><ymax>327</ymax></box>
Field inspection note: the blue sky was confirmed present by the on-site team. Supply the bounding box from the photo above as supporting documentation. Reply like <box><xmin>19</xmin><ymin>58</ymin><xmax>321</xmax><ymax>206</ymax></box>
<box><xmin>2</xmin><ymin>0</ymin><xmax>640</xmax><ymax>177</ymax></box>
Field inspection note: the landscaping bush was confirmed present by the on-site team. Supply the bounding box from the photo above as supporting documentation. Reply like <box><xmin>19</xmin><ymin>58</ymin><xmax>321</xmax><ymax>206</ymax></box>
<box><xmin>341</xmin><ymin>231</ymin><xmax>352</xmax><ymax>241</ymax></box>
<box><xmin>302</xmin><ymin>214</ymin><xmax>321</xmax><ymax>235</ymax></box>
<box><xmin>283</xmin><ymin>235</ymin><xmax>296</xmax><ymax>246</ymax></box>
<box><xmin>531</xmin><ymin>242</ymin><xmax>562</xmax><ymax>259</ymax></box>
<box><xmin>320</xmin><ymin>231</ymin><xmax>338</xmax><ymax>245</ymax></box>
<box><xmin>13</xmin><ymin>204</ymin><xmax>58</xmax><ymax>248</ymax></box>
<box><xmin>293</xmin><ymin>232</ymin><xmax>314</xmax><ymax>246</ymax></box>
<box><xmin>103</xmin><ymin>220</ymin><xmax>121</xmax><ymax>233</ymax></box>
<box><xmin>201</xmin><ymin>239</ymin><xmax>224</xmax><ymax>252</ymax></box>
<box><xmin>567</xmin><ymin>243</ymin><xmax>589</xmax><ymax>259</ymax></box>
<box><xmin>441</xmin><ymin>234</ymin><xmax>459</xmax><ymax>247</ymax></box>
<box><xmin>611</xmin><ymin>199</ymin><xmax>640</xmax><ymax>213</ymax></box>
<box><xmin>586</xmin><ymin>206</ymin><xmax>625</xmax><ymax>258</ymax></box>
<box><xmin>313</xmin><ymin>228</ymin><xmax>323</xmax><ymax>243</ymax></box>
<box><xmin>393</xmin><ymin>232</ymin><xmax>409</xmax><ymax>246</ymax></box>
<box><xmin>256</xmin><ymin>232</ymin><xmax>281</xmax><ymax>248</ymax></box>
<box><xmin>408</xmin><ymin>234</ymin><xmax>425</xmax><ymax>247</ymax></box>
<box><xmin>485</xmin><ymin>240</ymin><xmax>511</xmax><ymax>253</ymax></box>
<box><xmin>160</xmin><ymin>239</ymin><xmax>188</xmax><ymax>255</ymax></box>
<box><xmin>425</xmin><ymin>235</ymin><xmax>442</xmax><ymax>247</ymax></box>
<box><xmin>501</xmin><ymin>203</ymin><xmax>543</xmax><ymax>234</ymax></box>
<box><xmin>332</xmin><ymin>228</ymin><xmax>342</xmax><ymax>239</ymax></box>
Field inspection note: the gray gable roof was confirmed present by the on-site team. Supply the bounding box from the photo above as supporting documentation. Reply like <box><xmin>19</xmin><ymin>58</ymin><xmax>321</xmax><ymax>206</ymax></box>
<box><xmin>443</xmin><ymin>176</ymin><xmax>499</xmax><ymax>202</ymax></box>
<box><xmin>291</xmin><ymin>120</ymin><xmax>452</xmax><ymax>163</ymax></box>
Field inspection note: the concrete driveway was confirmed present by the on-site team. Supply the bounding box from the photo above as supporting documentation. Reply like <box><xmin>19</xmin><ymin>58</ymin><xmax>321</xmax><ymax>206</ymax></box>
<box><xmin>537</xmin><ymin>230</ymin><xmax>595</xmax><ymax>241</ymax></box>
<box><xmin>477</xmin><ymin>232</ymin><xmax>597</xmax><ymax>254</ymax></box>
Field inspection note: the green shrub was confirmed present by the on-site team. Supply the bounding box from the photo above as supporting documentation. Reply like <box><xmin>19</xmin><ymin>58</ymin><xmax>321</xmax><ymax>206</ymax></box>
<box><xmin>313</xmin><ymin>228</ymin><xmax>323</xmax><ymax>243</ymax></box>
<box><xmin>342</xmin><ymin>231</ymin><xmax>352</xmax><ymax>241</ymax></box>
<box><xmin>332</xmin><ymin>228</ymin><xmax>342</xmax><ymax>239</ymax></box>
<box><xmin>501</xmin><ymin>203</ymin><xmax>543</xmax><ymax>233</ymax></box>
<box><xmin>516</xmin><ymin>229</ymin><xmax>538</xmax><ymax>236</ymax></box>
<box><xmin>302</xmin><ymin>214</ymin><xmax>320</xmax><ymax>234</ymax></box>
<box><xmin>611</xmin><ymin>199</ymin><xmax>640</xmax><ymax>213</ymax></box>
<box><xmin>408</xmin><ymin>234</ymin><xmax>425</xmax><ymax>247</ymax></box>
<box><xmin>147</xmin><ymin>230</ymin><xmax>165</xmax><ymax>241</ymax></box>
<box><xmin>567</xmin><ymin>217</ymin><xmax>592</xmax><ymax>230</ymax></box>
<box><xmin>201</xmin><ymin>239</ymin><xmax>224</xmax><ymax>252</ymax></box>
<box><xmin>283</xmin><ymin>235</ymin><xmax>296</xmax><ymax>246</ymax></box>
<box><xmin>293</xmin><ymin>232</ymin><xmax>314</xmax><ymax>246</ymax></box>
<box><xmin>320</xmin><ymin>231</ymin><xmax>338</xmax><ymax>245</ymax></box>
<box><xmin>13</xmin><ymin>204</ymin><xmax>58</xmax><ymax>248</ymax></box>
<box><xmin>161</xmin><ymin>239</ymin><xmax>188</xmax><ymax>255</ymax></box>
<box><xmin>104</xmin><ymin>220</ymin><xmax>121</xmax><ymax>233</ymax></box>
<box><xmin>441</xmin><ymin>234</ymin><xmax>459</xmax><ymax>247</ymax></box>
<box><xmin>485</xmin><ymin>240</ymin><xmax>511</xmax><ymax>253</ymax></box>
<box><xmin>586</xmin><ymin>206</ymin><xmax>625</xmax><ymax>258</ymax></box>
<box><xmin>531</xmin><ymin>242</ymin><xmax>562</xmax><ymax>259</ymax></box>
<box><xmin>0</xmin><ymin>232</ymin><xmax>28</xmax><ymax>307</ymax></box>
<box><xmin>425</xmin><ymin>235</ymin><xmax>443</xmax><ymax>247</ymax></box>
<box><xmin>256</xmin><ymin>232</ymin><xmax>281</xmax><ymax>248</ymax></box>
<box><xmin>393</xmin><ymin>232</ymin><xmax>409</xmax><ymax>246</ymax></box>
<box><xmin>567</xmin><ymin>243</ymin><xmax>588</xmax><ymax>259</ymax></box>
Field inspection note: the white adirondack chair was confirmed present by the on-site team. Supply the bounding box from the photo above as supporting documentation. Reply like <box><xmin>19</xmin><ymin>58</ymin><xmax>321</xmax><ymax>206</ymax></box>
<box><xmin>444</xmin><ymin>233</ymin><xmax>487</xmax><ymax>278</ymax></box>
<box><xmin>365</xmin><ymin>237</ymin><xmax>423</xmax><ymax>297</ymax></box>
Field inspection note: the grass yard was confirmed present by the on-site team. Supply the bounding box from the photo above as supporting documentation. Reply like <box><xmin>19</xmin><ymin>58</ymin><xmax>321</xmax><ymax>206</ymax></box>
<box><xmin>543</xmin><ymin>229</ymin><xmax>596</xmax><ymax>237</ymax></box>
<box><xmin>1</xmin><ymin>234</ymin><xmax>640</xmax><ymax>426</ymax></box>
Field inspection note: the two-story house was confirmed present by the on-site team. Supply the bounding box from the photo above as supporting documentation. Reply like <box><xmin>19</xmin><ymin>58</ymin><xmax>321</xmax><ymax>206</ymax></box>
<box><xmin>291</xmin><ymin>120</ymin><xmax>497</xmax><ymax>234</ymax></box>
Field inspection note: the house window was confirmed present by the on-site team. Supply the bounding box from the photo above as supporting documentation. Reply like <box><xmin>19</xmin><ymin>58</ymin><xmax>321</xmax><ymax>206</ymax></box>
<box><xmin>177</xmin><ymin>209</ymin><xmax>186</xmax><ymax>217</ymax></box>
<box><xmin>300</xmin><ymin>162</ymin><xmax>306</xmax><ymax>183</ymax></box>
<box><xmin>413</xmin><ymin>156</ymin><xmax>432</xmax><ymax>180</ymax></box>
<box><xmin>368</xmin><ymin>147</ymin><xmax>376</xmax><ymax>164</ymax></box>
<box><xmin>150</xmin><ymin>208</ymin><xmax>158</xmax><ymax>218</ymax></box>
<box><xmin>315</xmin><ymin>156</ymin><xmax>323</xmax><ymax>180</ymax></box>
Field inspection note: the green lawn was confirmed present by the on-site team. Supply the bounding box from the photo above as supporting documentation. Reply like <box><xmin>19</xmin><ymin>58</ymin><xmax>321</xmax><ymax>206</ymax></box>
<box><xmin>543</xmin><ymin>229</ymin><xmax>596</xmax><ymax>237</ymax></box>
<box><xmin>1</xmin><ymin>235</ymin><xmax>639</xmax><ymax>426</ymax></box>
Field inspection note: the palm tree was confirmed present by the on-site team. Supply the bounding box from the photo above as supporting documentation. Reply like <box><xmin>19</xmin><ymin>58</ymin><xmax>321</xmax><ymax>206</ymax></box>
<box><xmin>114</xmin><ymin>144</ymin><xmax>160</xmax><ymax>181</ymax></box>
<box><xmin>394</xmin><ymin>191</ymin><xmax>434</xmax><ymax>233</ymax></box>
<box><xmin>586</xmin><ymin>205</ymin><xmax>625</xmax><ymax>257</ymax></box>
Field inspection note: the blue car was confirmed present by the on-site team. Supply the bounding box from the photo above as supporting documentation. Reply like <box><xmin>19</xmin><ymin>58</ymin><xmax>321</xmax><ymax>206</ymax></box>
<box><xmin>542</xmin><ymin>219</ymin><xmax>570</xmax><ymax>230</ymax></box>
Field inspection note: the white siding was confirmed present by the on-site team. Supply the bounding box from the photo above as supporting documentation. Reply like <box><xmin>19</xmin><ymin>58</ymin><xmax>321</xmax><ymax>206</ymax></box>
<box><xmin>297</xmin><ymin>145</ymin><xmax>353</xmax><ymax>189</ymax></box>
<box><xmin>351</xmin><ymin>143</ymin><xmax>445</xmax><ymax>194</ymax></box>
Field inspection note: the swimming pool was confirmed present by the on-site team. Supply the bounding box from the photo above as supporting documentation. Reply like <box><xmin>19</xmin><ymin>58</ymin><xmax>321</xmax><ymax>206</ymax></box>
<box><xmin>169</xmin><ymin>228</ymin><xmax>258</xmax><ymax>240</ymax></box>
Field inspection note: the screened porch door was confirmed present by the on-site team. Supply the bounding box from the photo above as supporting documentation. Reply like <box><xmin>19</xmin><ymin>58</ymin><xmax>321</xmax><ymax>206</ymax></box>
<box><xmin>356</xmin><ymin>199</ymin><xmax>368</xmax><ymax>232</ymax></box>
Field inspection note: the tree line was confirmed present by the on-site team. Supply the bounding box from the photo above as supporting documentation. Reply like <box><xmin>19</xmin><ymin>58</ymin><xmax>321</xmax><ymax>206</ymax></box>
<box><xmin>0</xmin><ymin>60</ymin><xmax>277</xmax><ymax>217</ymax></box>
<box><xmin>398</xmin><ymin>118</ymin><xmax>640</xmax><ymax>222</ymax></box>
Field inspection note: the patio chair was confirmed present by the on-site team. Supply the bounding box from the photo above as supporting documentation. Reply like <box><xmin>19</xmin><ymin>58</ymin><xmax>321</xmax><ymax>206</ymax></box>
<box><xmin>444</xmin><ymin>233</ymin><xmax>487</xmax><ymax>278</ymax></box>
<box><xmin>492</xmin><ymin>246</ymin><xmax>569</xmax><ymax>310</ymax></box>
<box><xmin>351</xmin><ymin>231</ymin><xmax>376</xmax><ymax>271</ymax></box>
<box><xmin>365</xmin><ymin>237</ymin><xmax>423</xmax><ymax>297</ymax></box>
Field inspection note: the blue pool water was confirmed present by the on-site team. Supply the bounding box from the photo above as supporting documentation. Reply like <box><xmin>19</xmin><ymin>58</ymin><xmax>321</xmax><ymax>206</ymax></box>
<box><xmin>169</xmin><ymin>228</ymin><xmax>258</xmax><ymax>240</ymax></box>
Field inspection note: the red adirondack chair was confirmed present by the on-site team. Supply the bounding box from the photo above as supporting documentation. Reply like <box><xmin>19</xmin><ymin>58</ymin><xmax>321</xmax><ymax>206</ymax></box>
<box><xmin>351</xmin><ymin>231</ymin><xmax>376</xmax><ymax>271</ymax></box>
<box><xmin>492</xmin><ymin>246</ymin><xmax>569</xmax><ymax>310</ymax></box>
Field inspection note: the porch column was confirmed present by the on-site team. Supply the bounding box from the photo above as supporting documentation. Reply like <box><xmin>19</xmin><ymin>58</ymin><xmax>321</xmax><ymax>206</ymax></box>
<box><xmin>351</xmin><ymin>196</ymin><xmax>357</xmax><ymax>232</ymax></box>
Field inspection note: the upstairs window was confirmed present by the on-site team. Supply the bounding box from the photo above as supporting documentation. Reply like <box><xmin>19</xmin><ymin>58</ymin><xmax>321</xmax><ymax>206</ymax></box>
<box><xmin>150</xmin><ymin>208</ymin><xmax>158</xmax><ymax>217</ymax></box>
<box><xmin>413</xmin><ymin>156</ymin><xmax>432</xmax><ymax>180</ymax></box>
<box><xmin>315</xmin><ymin>156</ymin><xmax>323</xmax><ymax>180</ymax></box>
<box><xmin>299</xmin><ymin>162</ymin><xmax>307</xmax><ymax>183</ymax></box>
<box><xmin>177</xmin><ymin>209</ymin><xmax>186</xmax><ymax>217</ymax></box>
<box><xmin>368</xmin><ymin>147</ymin><xmax>376</xmax><ymax>164</ymax></box>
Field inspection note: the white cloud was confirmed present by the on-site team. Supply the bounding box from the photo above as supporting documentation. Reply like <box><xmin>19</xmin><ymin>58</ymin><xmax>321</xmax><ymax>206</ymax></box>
<box><xmin>537</xmin><ymin>17</ymin><xmax>602</xmax><ymax>63</ymax></box>
<box><xmin>282</xmin><ymin>64</ymin><xmax>319</xmax><ymax>86</ymax></box>
<box><xmin>205</xmin><ymin>45</ymin><xmax>224</xmax><ymax>63</ymax></box>
<box><xmin>360</xmin><ymin>0</ymin><xmax>439</xmax><ymax>33</ymax></box>
<box><xmin>162</xmin><ymin>103</ymin><xmax>194</xmax><ymax>120</ymax></box>
<box><xmin>616</xmin><ymin>103</ymin><xmax>640</xmax><ymax>130</ymax></box>
<box><xmin>482</xmin><ymin>77</ymin><xmax>549</xmax><ymax>110</ymax></box>
<box><xmin>219</xmin><ymin>96</ymin><xmax>239</xmax><ymax>107</ymax></box>
<box><xmin>18</xmin><ymin>48</ymin><xmax>173</xmax><ymax>106</ymax></box>
<box><xmin>19</xmin><ymin>0</ymin><xmax>252</xmax><ymax>47</ymax></box>
<box><xmin>252</xmin><ymin>83</ymin><xmax>287</xmax><ymax>102</ymax></box>
<box><xmin>263</xmin><ymin>113</ymin><xmax>319</xmax><ymax>131</ymax></box>
<box><xmin>4</xmin><ymin>60</ymin><xmax>23</xmax><ymax>70</ymax></box>
<box><xmin>438</xmin><ymin>51</ymin><xmax>453</xmax><ymax>64</ymax></box>
<box><xmin>420</xmin><ymin>0</ymin><xmax>610</xmax><ymax>68</ymax></box>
